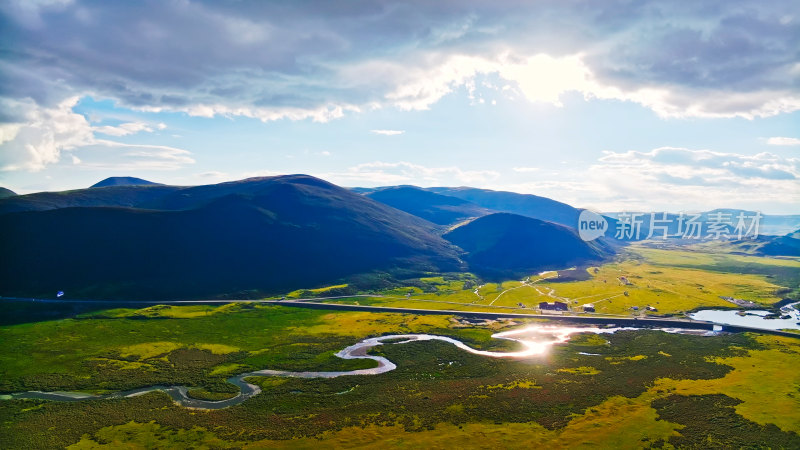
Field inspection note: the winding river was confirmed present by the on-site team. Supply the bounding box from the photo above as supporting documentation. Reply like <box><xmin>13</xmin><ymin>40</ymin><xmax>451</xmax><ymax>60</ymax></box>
<box><xmin>4</xmin><ymin>325</ymin><xmax>704</xmax><ymax>410</ymax></box>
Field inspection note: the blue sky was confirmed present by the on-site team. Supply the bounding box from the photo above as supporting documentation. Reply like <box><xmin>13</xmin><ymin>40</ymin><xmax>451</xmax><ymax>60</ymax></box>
<box><xmin>0</xmin><ymin>0</ymin><xmax>798</xmax><ymax>213</ymax></box>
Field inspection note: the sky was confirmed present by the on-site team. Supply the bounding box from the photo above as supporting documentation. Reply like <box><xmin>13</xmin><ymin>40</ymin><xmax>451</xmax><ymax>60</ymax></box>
<box><xmin>0</xmin><ymin>0</ymin><xmax>798</xmax><ymax>213</ymax></box>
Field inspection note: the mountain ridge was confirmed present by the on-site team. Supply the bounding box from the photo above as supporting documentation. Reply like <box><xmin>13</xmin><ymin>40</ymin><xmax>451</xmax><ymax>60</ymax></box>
<box><xmin>91</xmin><ymin>176</ymin><xmax>161</xmax><ymax>188</ymax></box>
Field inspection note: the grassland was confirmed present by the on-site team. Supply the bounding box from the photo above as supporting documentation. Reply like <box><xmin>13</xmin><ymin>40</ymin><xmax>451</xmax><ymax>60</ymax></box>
<box><xmin>0</xmin><ymin>303</ymin><xmax>509</xmax><ymax>395</ymax></box>
<box><xmin>326</xmin><ymin>244</ymin><xmax>798</xmax><ymax>317</ymax></box>
<box><xmin>2</xmin><ymin>301</ymin><xmax>798</xmax><ymax>448</ymax></box>
<box><xmin>2</xmin><ymin>246</ymin><xmax>799</xmax><ymax>447</ymax></box>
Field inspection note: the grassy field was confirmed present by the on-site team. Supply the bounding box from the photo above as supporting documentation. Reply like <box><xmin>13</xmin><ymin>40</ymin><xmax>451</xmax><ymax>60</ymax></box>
<box><xmin>2</xmin><ymin>301</ymin><xmax>798</xmax><ymax>447</ymax></box>
<box><xmin>336</xmin><ymin>244</ymin><xmax>799</xmax><ymax>316</ymax></box>
<box><xmin>2</xmin><ymin>245</ymin><xmax>799</xmax><ymax>447</ymax></box>
<box><xmin>0</xmin><ymin>303</ymin><xmax>510</xmax><ymax>395</ymax></box>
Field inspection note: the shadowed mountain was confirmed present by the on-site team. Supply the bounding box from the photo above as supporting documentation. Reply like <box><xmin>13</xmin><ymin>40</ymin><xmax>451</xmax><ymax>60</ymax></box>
<box><xmin>425</xmin><ymin>187</ymin><xmax>583</xmax><ymax>229</ymax></box>
<box><xmin>0</xmin><ymin>175</ymin><xmax>462</xmax><ymax>300</ymax></box>
<box><xmin>756</xmin><ymin>232</ymin><xmax>800</xmax><ymax>256</ymax></box>
<box><xmin>727</xmin><ymin>229</ymin><xmax>800</xmax><ymax>257</ymax></box>
<box><xmin>91</xmin><ymin>176</ymin><xmax>161</xmax><ymax>188</ymax></box>
<box><xmin>0</xmin><ymin>187</ymin><xmax>16</xmax><ymax>199</ymax></box>
<box><xmin>365</xmin><ymin>186</ymin><xmax>492</xmax><ymax>225</ymax></box>
<box><xmin>0</xmin><ymin>185</ymin><xmax>182</xmax><ymax>214</ymax></box>
<box><xmin>443</xmin><ymin>213</ymin><xmax>609</xmax><ymax>278</ymax></box>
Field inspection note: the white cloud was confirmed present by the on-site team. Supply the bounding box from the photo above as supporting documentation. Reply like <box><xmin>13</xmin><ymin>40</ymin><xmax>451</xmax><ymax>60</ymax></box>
<box><xmin>2</xmin><ymin>1</ymin><xmax>799</xmax><ymax>123</ymax></box>
<box><xmin>0</xmin><ymin>98</ymin><xmax>194</xmax><ymax>172</ymax></box>
<box><xmin>513</xmin><ymin>167</ymin><xmax>540</xmax><ymax>173</ymax></box>
<box><xmin>0</xmin><ymin>97</ymin><xmax>93</xmax><ymax>171</ymax></box>
<box><xmin>487</xmin><ymin>147</ymin><xmax>800</xmax><ymax>213</ymax></box>
<box><xmin>370</xmin><ymin>129</ymin><xmax>405</xmax><ymax>136</ymax></box>
<box><xmin>323</xmin><ymin>161</ymin><xmax>499</xmax><ymax>186</ymax></box>
<box><xmin>0</xmin><ymin>123</ymin><xmax>22</xmax><ymax>145</ymax></box>
<box><xmin>94</xmin><ymin>121</ymin><xmax>156</xmax><ymax>137</ymax></box>
<box><xmin>197</xmin><ymin>171</ymin><xmax>229</xmax><ymax>179</ymax></box>
<box><xmin>381</xmin><ymin>51</ymin><xmax>800</xmax><ymax>119</ymax></box>
<box><xmin>78</xmin><ymin>141</ymin><xmax>195</xmax><ymax>171</ymax></box>
<box><xmin>598</xmin><ymin>147</ymin><xmax>799</xmax><ymax>181</ymax></box>
<box><xmin>139</xmin><ymin>102</ymin><xmax>361</xmax><ymax>124</ymax></box>
<box><xmin>767</xmin><ymin>137</ymin><xmax>800</xmax><ymax>146</ymax></box>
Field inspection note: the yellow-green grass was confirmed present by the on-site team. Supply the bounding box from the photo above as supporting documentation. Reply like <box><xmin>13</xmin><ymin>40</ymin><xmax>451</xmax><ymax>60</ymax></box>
<box><xmin>118</xmin><ymin>342</ymin><xmax>184</xmax><ymax>359</ymax></box>
<box><xmin>0</xmin><ymin>304</ymin><xmax>488</xmax><ymax>392</ymax></box>
<box><xmin>93</xmin><ymin>303</ymin><xmax>247</xmax><ymax>319</ymax></box>
<box><xmin>286</xmin><ymin>311</ymin><xmax>453</xmax><ymax>337</ymax></box>
<box><xmin>482</xmin><ymin>379</ymin><xmax>542</xmax><ymax>390</ymax></box>
<box><xmin>65</xmin><ymin>391</ymin><xmax>681</xmax><ymax>449</ymax></box>
<box><xmin>653</xmin><ymin>335</ymin><xmax>800</xmax><ymax>433</ymax></box>
<box><xmin>527</xmin><ymin>261</ymin><xmax>785</xmax><ymax>315</ymax></box>
<box><xmin>344</xmin><ymin>297</ymin><xmax>528</xmax><ymax>314</ymax></box>
<box><xmin>285</xmin><ymin>284</ymin><xmax>350</xmax><ymax>298</ymax></box>
<box><xmin>632</xmin><ymin>245</ymin><xmax>800</xmax><ymax>268</ymax></box>
<box><xmin>557</xmin><ymin>366</ymin><xmax>601</xmax><ymax>375</ymax></box>
<box><xmin>369</xmin><ymin>246</ymin><xmax>792</xmax><ymax>316</ymax></box>
<box><xmin>209</xmin><ymin>363</ymin><xmax>248</xmax><ymax>377</ymax></box>
<box><xmin>117</xmin><ymin>342</ymin><xmax>239</xmax><ymax>361</ymax></box>
<box><xmin>326</xmin><ymin>250</ymin><xmax>788</xmax><ymax>316</ymax></box>
<box><xmin>62</xmin><ymin>334</ymin><xmax>800</xmax><ymax>449</ymax></box>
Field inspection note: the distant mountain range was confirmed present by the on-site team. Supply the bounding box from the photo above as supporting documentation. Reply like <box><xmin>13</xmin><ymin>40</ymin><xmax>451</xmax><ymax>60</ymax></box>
<box><xmin>357</xmin><ymin>185</ymin><xmax>594</xmax><ymax>230</ymax></box>
<box><xmin>365</xmin><ymin>186</ymin><xmax>491</xmax><ymax>226</ymax></box>
<box><xmin>1</xmin><ymin>175</ymin><xmax>796</xmax><ymax>300</ymax></box>
<box><xmin>603</xmin><ymin>210</ymin><xmax>800</xmax><ymax>238</ymax></box>
<box><xmin>0</xmin><ymin>176</ymin><xmax>463</xmax><ymax>299</ymax></box>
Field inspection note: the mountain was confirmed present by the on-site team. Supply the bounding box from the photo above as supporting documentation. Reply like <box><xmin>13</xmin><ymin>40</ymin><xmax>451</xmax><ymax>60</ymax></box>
<box><xmin>443</xmin><ymin>212</ymin><xmax>608</xmax><ymax>278</ymax></box>
<box><xmin>0</xmin><ymin>187</ymin><xmax>16</xmax><ymax>199</ymax></box>
<box><xmin>365</xmin><ymin>186</ymin><xmax>491</xmax><ymax>225</ymax></box>
<box><xmin>755</xmin><ymin>230</ymin><xmax>800</xmax><ymax>256</ymax></box>
<box><xmin>603</xmin><ymin>209</ymin><xmax>800</xmax><ymax>238</ymax></box>
<box><xmin>90</xmin><ymin>176</ymin><xmax>161</xmax><ymax>188</ymax></box>
<box><xmin>0</xmin><ymin>175</ymin><xmax>462</xmax><ymax>300</ymax></box>
<box><xmin>425</xmin><ymin>187</ymin><xmax>582</xmax><ymax>229</ymax></box>
<box><xmin>0</xmin><ymin>185</ymin><xmax>181</xmax><ymax>214</ymax></box>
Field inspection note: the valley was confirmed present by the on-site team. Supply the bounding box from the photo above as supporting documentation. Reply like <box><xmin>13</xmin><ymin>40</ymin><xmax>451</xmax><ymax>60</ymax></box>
<box><xmin>1</xmin><ymin>175</ymin><xmax>798</xmax><ymax>448</ymax></box>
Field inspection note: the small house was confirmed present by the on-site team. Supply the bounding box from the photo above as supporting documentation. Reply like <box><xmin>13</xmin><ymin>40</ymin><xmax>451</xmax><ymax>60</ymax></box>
<box><xmin>583</xmin><ymin>304</ymin><xmax>595</xmax><ymax>313</ymax></box>
<box><xmin>539</xmin><ymin>301</ymin><xmax>569</xmax><ymax>311</ymax></box>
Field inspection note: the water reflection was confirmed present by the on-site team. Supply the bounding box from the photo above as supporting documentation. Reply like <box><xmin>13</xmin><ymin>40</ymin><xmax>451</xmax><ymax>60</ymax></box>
<box><xmin>3</xmin><ymin>324</ymin><xmax>690</xmax><ymax>410</ymax></box>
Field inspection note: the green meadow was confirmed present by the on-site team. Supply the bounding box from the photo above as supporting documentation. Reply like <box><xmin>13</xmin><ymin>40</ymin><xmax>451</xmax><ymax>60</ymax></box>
<box><xmin>2</xmin><ymin>246</ymin><xmax>799</xmax><ymax>447</ymax></box>
<box><xmin>2</xmin><ymin>301</ymin><xmax>799</xmax><ymax>448</ymax></box>
<box><xmin>334</xmin><ymin>244</ymin><xmax>799</xmax><ymax>316</ymax></box>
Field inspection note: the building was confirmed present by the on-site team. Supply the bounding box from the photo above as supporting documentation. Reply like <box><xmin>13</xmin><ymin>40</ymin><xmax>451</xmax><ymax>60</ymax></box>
<box><xmin>539</xmin><ymin>301</ymin><xmax>569</xmax><ymax>311</ymax></box>
<box><xmin>583</xmin><ymin>304</ymin><xmax>595</xmax><ymax>313</ymax></box>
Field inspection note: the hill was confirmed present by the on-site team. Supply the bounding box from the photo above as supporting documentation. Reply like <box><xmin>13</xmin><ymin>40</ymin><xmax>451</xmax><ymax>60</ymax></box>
<box><xmin>0</xmin><ymin>187</ymin><xmax>16</xmax><ymax>199</ymax></box>
<box><xmin>0</xmin><ymin>185</ymin><xmax>181</xmax><ymax>214</ymax></box>
<box><xmin>90</xmin><ymin>176</ymin><xmax>161</xmax><ymax>188</ymax></box>
<box><xmin>0</xmin><ymin>175</ymin><xmax>462</xmax><ymax>300</ymax></box>
<box><xmin>426</xmin><ymin>187</ymin><xmax>584</xmax><ymax>229</ymax></box>
<box><xmin>443</xmin><ymin>212</ymin><xmax>608</xmax><ymax>278</ymax></box>
<box><xmin>365</xmin><ymin>186</ymin><xmax>491</xmax><ymax>225</ymax></box>
<box><xmin>757</xmin><ymin>232</ymin><xmax>800</xmax><ymax>256</ymax></box>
